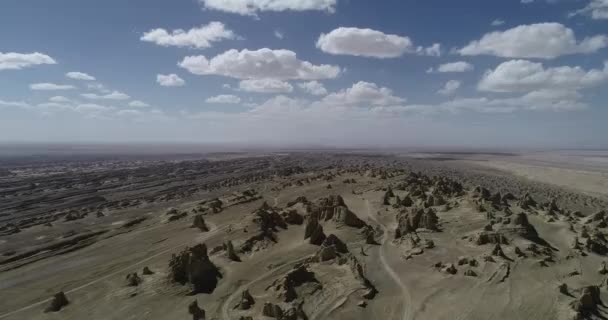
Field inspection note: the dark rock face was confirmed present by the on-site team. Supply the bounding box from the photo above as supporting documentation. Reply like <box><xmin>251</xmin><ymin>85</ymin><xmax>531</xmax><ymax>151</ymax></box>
<box><xmin>282</xmin><ymin>210</ymin><xmax>304</xmax><ymax>225</ymax></box>
<box><xmin>44</xmin><ymin>291</ymin><xmax>69</xmax><ymax>313</ymax></box>
<box><xmin>322</xmin><ymin>234</ymin><xmax>349</xmax><ymax>254</ymax></box>
<box><xmin>126</xmin><ymin>272</ymin><xmax>142</xmax><ymax>287</ymax></box>
<box><xmin>142</xmin><ymin>266</ymin><xmax>154</xmax><ymax>275</ymax></box>
<box><xmin>307</xmin><ymin>195</ymin><xmax>367</xmax><ymax>229</ymax></box>
<box><xmin>287</xmin><ymin>196</ymin><xmax>309</xmax><ymax>207</ymax></box>
<box><xmin>271</xmin><ymin>264</ymin><xmax>320</xmax><ymax>303</ymax></box>
<box><xmin>192</xmin><ymin>214</ymin><xmax>209</xmax><ymax>232</ymax></box>
<box><xmin>236</xmin><ymin>289</ymin><xmax>255</xmax><ymax>310</ymax></box>
<box><xmin>571</xmin><ymin>285</ymin><xmax>602</xmax><ymax>318</ymax></box>
<box><xmin>224</xmin><ymin>240</ymin><xmax>240</xmax><ymax>262</ymax></box>
<box><xmin>168</xmin><ymin>244</ymin><xmax>222</xmax><ymax>294</ymax></box>
<box><xmin>262</xmin><ymin>303</ymin><xmax>283</xmax><ymax>318</ymax></box>
<box><xmin>305</xmin><ymin>218</ymin><xmax>326</xmax><ymax>245</ymax></box>
<box><xmin>188</xmin><ymin>300</ymin><xmax>205</xmax><ymax>320</ymax></box>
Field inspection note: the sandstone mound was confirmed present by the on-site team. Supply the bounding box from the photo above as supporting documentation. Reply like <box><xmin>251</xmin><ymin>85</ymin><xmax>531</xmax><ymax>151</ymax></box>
<box><xmin>192</xmin><ymin>214</ymin><xmax>209</xmax><ymax>232</ymax></box>
<box><xmin>224</xmin><ymin>240</ymin><xmax>240</xmax><ymax>262</ymax></box>
<box><xmin>304</xmin><ymin>217</ymin><xmax>326</xmax><ymax>245</ymax></box>
<box><xmin>126</xmin><ymin>272</ymin><xmax>142</xmax><ymax>287</ymax></box>
<box><xmin>268</xmin><ymin>264</ymin><xmax>321</xmax><ymax>302</ymax></box>
<box><xmin>44</xmin><ymin>291</ymin><xmax>69</xmax><ymax>313</ymax></box>
<box><xmin>188</xmin><ymin>300</ymin><xmax>205</xmax><ymax>320</ymax></box>
<box><xmin>168</xmin><ymin>244</ymin><xmax>222</xmax><ymax>294</ymax></box>
<box><xmin>307</xmin><ymin>195</ymin><xmax>366</xmax><ymax>228</ymax></box>
<box><xmin>571</xmin><ymin>285</ymin><xmax>602</xmax><ymax>319</ymax></box>
<box><xmin>395</xmin><ymin>207</ymin><xmax>439</xmax><ymax>237</ymax></box>
<box><xmin>235</xmin><ymin>289</ymin><xmax>255</xmax><ymax>310</ymax></box>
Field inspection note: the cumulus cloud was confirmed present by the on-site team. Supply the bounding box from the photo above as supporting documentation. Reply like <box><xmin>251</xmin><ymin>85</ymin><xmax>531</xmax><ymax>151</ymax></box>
<box><xmin>321</xmin><ymin>81</ymin><xmax>405</xmax><ymax>106</ymax></box>
<box><xmin>459</xmin><ymin>23</ymin><xmax>608</xmax><ymax>59</ymax></box>
<box><xmin>274</xmin><ymin>30</ymin><xmax>284</xmax><ymax>39</ymax></box>
<box><xmin>66</xmin><ymin>71</ymin><xmax>95</xmax><ymax>81</ymax></box>
<box><xmin>199</xmin><ymin>0</ymin><xmax>337</xmax><ymax>16</ymax></box>
<box><xmin>316</xmin><ymin>27</ymin><xmax>415</xmax><ymax>58</ymax></box>
<box><xmin>30</xmin><ymin>83</ymin><xmax>75</xmax><ymax>90</ymax></box>
<box><xmin>298</xmin><ymin>81</ymin><xmax>328</xmax><ymax>96</ymax></box>
<box><xmin>428</xmin><ymin>61</ymin><xmax>474</xmax><ymax>73</ymax></box>
<box><xmin>0</xmin><ymin>52</ymin><xmax>56</xmax><ymax>70</ymax></box>
<box><xmin>87</xmin><ymin>83</ymin><xmax>111</xmax><ymax>93</ymax></box>
<box><xmin>491</xmin><ymin>19</ymin><xmax>505</xmax><ymax>26</ymax></box>
<box><xmin>179</xmin><ymin>48</ymin><xmax>340</xmax><ymax>80</ymax></box>
<box><xmin>416</xmin><ymin>43</ymin><xmax>442</xmax><ymax>57</ymax></box>
<box><xmin>141</xmin><ymin>22</ymin><xmax>238</xmax><ymax>49</ymax></box>
<box><xmin>438</xmin><ymin>80</ymin><xmax>461</xmax><ymax>95</ymax></box>
<box><xmin>81</xmin><ymin>91</ymin><xmax>130</xmax><ymax>100</ymax></box>
<box><xmin>571</xmin><ymin>0</ymin><xmax>608</xmax><ymax>20</ymax></box>
<box><xmin>478</xmin><ymin>59</ymin><xmax>608</xmax><ymax>92</ymax></box>
<box><xmin>239</xmin><ymin>79</ymin><xmax>293</xmax><ymax>93</ymax></box>
<box><xmin>206</xmin><ymin>94</ymin><xmax>242</xmax><ymax>104</ymax></box>
<box><xmin>157</xmin><ymin>73</ymin><xmax>185</xmax><ymax>87</ymax></box>
<box><xmin>129</xmin><ymin>100</ymin><xmax>150</xmax><ymax>108</ymax></box>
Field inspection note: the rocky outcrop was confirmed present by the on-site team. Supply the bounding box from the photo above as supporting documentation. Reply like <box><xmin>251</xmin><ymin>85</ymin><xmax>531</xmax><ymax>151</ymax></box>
<box><xmin>44</xmin><ymin>292</ymin><xmax>69</xmax><ymax>312</ymax></box>
<box><xmin>126</xmin><ymin>272</ymin><xmax>142</xmax><ymax>287</ymax></box>
<box><xmin>305</xmin><ymin>218</ymin><xmax>326</xmax><ymax>245</ymax></box>
<box><xmin>262</xmin><ymin>303</ymin><xmax>284</xmax><ymax>318</ymax></box>
<box><xmin>224</xmin><ymin>240</ymin><xmax>240</xmax><ymax>262</ymax></box>
<box><xmin>235</xmin><ymin>289</ymin><xmax>255</xmax><ymax>310</ymax></box>
<box><xmin>269</xmin><ymin>264</ymin><xmax>320</xmax><ymax>302</ymax></box>
<box><xmin>472</xmin><ymin>231</ymin><xmax>509</xmax><ymax>245</ymax></box>
<box><xmin>282</xmin><ymin>210</ymin><xmax>304</xmax><ymax>225</ymax></box>
<box><xmin>192</xmin><ymin>214</ymin><xmax>209</xmax><ymax>232</ymax></box>
<box><xmin>307</xmin><ymin>195</ymin><xmax>366</xmax><ymax>228</ymax></box>
<box><xmin>188</xmin><ymin>300</ymin><xmax>205</xmax><ymax>320</ymax></box>
<box><xmin>571</xmin><ymin>286</ymin><xmax>602</xmax><ymax>319</ymax></box>
<box><xmin>395</xmin><ymin>208</ymin><xmax>439</xmax><ymax>237</ymax></box>
<box><xmin>322</xmin><ymin>234</ymin><xmax>349</xmax><ymax>254</ymax></box>
<box><xmin>142</xmin><ymin>266</ymin><xmax>154</xmax><ymax>275</ymax></box>
<box><xmin>168</xmin><ymin>244</ymin><xmax>222</xmax><ymax>294</ymax></box>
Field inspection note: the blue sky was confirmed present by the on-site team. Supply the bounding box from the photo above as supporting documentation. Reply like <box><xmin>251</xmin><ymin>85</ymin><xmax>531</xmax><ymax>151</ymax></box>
<box><xmin>1</xmin><ymin>0</ymin><xmax>607</xmax><ymax>148</ymax></box>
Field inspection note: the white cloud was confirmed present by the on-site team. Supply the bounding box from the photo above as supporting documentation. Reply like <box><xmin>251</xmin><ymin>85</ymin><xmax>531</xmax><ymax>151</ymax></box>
<box><xmin>81</xmin><ymin>91</ymin><xmax>130</xmax><ymax>100</ymax></box>
<box><xmin>206</xmin><ymin>94</ymin><xmax>242</xmax><ymax>104</ymax></box>
<box><xmin>416</xmin><ymin>43</ymin><xmax>442</xmax><ymax>57</ymax></box>
<box><xmin>30</xmin><ymin>83</ymin><xmax>75</xmax><ymax>90</ymax></box>
<box><xmin>117</xmin><ymin>109</ymin><xmax>143</xmax><ymax>117</ymax></box>
<box><xmin>141</xmin><ymin>22</ymin><xmax>238</xmax><ymax>49</ymax></box>
<box><xmin>0</xmin><ymin>52</ymin><xmax>56</xmax><ymax>70</ymax></box>
<box><xmin>66</xmin><ymin>71</ymin><xmax>95</xmax><ymax>81</ymax></box>
<box><xmin>459</xmin><ymin>23</ymin><xmax>608</xmax><ymax>59</ymax></box>
<box><xmin>571</xmin><ymin>0</ymin><xmax>608</xmax><ymax>20</ymax></box>
<box><xmin>0</xmin><ymin>99</ymin><xmax>29</xmax><ymax>108</ymax></box>
<box><xmin>239</xmin><ymin>79</ymin><xmax>293</xmax><ymax>93</ymax></box>
<box><xmin>321</xmin><ymin>81</ymin><xmax>405</xmax><ymax>106</ymax></box>
<box><xmin>36</xmin><ymin>102</ymin><xmax>74</xmax><ymax>111</ymax></box>
<box><xmin>179</xmin><ymin>48</ymin><xmax>340</xmax><ymax>80</ymax></box>
<box><xmin>87</xmin><ymin>83</ymin><xmax>111</xmax><ymax>93</ymax></box>
<box><xmin>157</xmin><ymin>73</ymin><xmax>185</xmax><ymax>87</ymax></box>
<box><xmin>298</xmin><ymin>81</ymin><xmax>328</xmax><ymax>96</ymax></box>
<box><xmin>438</xmin><ymin>80</ymin><xmax>461</xmax><ymax>95</ymax></box>
<box><xmin>274</xmin><ymin>30</ymin><xmax>284</xmax><ymax>39</ymax></box>
<box><xmin>316</xmin><ymin>27</ymin><xmax>415</xmax><ymax>58</ymax></box>
<box><xmin>129</xmin><ymin>100</ymin><xmax>150</xmax><ymax>108</ymax></box>
<box><xmin>478</xmin><ymin>59</ymin><xmax>608</xmax><ymax>92</ymax></box>
<box><xmin>75</xmin><ymin>103</ymin><xmax>114</xmax><ymax>113</ymax></box>
<box><xmin>491</xmin><ymin>19</ymin><xmax>505</xmax><ymax>26</ymax></box>
<box><xmin>199</xmin><ymin>0</ymin><xmax>337</xmax><ymax>16</ymax></box>
<box><xmin>428</xmin><ymin>61</ymin><xmax>474</xmax><ymax>73</ymax></box>
<box><xmin>49</xmin><ymin>96</ymin><xmax>71</xmax><ymax>103</ymax></box>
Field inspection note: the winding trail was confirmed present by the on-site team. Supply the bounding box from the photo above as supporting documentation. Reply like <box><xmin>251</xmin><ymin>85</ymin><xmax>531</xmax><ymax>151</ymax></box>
<box><xmin>363</xmin><ymin>199</ymin><xmax>413</xmax><ymax>320</ymax></box>
<box><xmin>0</xmin><ymin>222</ymin><xmax>221</xmax><ymax>319</ymax></box>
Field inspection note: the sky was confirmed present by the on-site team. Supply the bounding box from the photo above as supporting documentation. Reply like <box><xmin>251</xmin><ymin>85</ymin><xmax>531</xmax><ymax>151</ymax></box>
<box><xmin>1</xmin><ymin>0</ymin><xmax>607</xmax><ymax>148</ymax></box>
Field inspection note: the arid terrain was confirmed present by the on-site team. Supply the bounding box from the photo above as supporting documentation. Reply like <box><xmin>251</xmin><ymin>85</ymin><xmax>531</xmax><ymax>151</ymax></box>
<box><xmin>1</xmin><ymin>150</ymin><xmax>608</xmax><ymax>320</ymax></box>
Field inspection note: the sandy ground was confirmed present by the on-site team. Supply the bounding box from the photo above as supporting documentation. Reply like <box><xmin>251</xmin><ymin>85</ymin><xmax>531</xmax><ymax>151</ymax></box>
<box><xmin>1</xmin><ymin>153</ymin><xmax>608</xmax><ymax>320</ymax></box>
